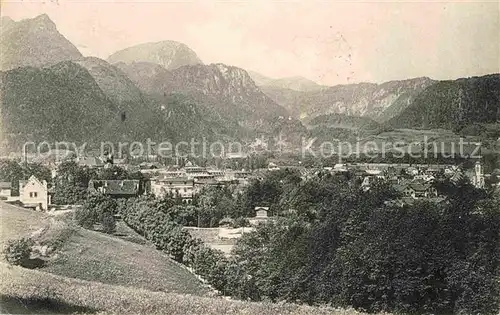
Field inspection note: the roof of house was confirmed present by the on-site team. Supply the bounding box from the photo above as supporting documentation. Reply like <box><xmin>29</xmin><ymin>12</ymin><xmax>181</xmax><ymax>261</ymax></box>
<box><xmin>19</xmin><ymin>175</ymin><xmax>46</xmax><ymax>188</ymax></box>
<box><xmin>408</xmin><ymin>182</ymin><xmax>433</xmax><ymax>192</ymax></box>
<box><xmin>0</xmin><ymin>182</ymin><xmax>12</xmax><ymax>189</ymax></box>
<box><xmin>194</xmin><ymin>178</ymin><xmax>219</xmax><ymax>185</ymax></box>
<box><xmin>155</xmin><ymin>176</ymin><xmax>193</xmax><ymax>184</ymax></box>
<box><xmin>393</xmin><ymin>184</ymin><xmax>408</xmax><ymax>193</ymax></box>
<box><xmin>78</xmin><ymin>157</ymin><xmax>104</xmax><ymax>167</ymax></box>
<box><xmin>89</xmin><ymin>179</ymin><xmax>140</xmax><ymax>195</ymax></box>
<box><xmin>139</xmin><ymin>162</ymin><xmax>162</xmax><ymax>169</ymax></box>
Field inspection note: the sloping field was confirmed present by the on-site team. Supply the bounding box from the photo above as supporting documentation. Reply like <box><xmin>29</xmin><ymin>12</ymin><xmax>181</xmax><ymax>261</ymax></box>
<box><xmin>0</xmin><ymin>202</ymin><xmax>208</xmax><ymax>295</ymax></box>
<box><xmin>0</xmin><ymin>264</ymin><xmax>370</xmax><ymax>315</ymax></box>
<box><xmin>43</xmin><ymin>225</ymin><xmax>208</xmax><ymax>295</ymax></box>
<box><xmin>0</xmin><ymin>202</ymin><xmax>49</xmax><ymax>245</ymax></box>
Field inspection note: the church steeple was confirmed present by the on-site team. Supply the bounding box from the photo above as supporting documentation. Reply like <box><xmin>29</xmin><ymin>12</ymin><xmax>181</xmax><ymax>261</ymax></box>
<box><xmin>474</xmin><ymin>160</ymin><xmax>485</xmax><ymax>189</ymax></box>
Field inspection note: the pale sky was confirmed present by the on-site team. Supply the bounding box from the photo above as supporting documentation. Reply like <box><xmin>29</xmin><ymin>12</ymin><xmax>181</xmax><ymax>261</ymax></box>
<box><xmin>2</xmin><ymin>0</ymin><xmax>499</xmax><ymax>85</ymax></box>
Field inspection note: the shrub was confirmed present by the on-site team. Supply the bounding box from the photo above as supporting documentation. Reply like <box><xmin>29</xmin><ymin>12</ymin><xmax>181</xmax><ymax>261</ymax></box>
<box><xmin>75</xmin><ymin>194</ymin><xmax>118</xmax><ymax>234</ymax></box>
<box><xmin>74</xmin><ymin>205</ymin><xmax>95</xmax><ymax>229</ymax></box>
<box><xmin>182</xmin><ymin>237</ymin><xmax>204</xmax><ymax>268</ymax></box>
<box><xmin>232</xmin><ymin>217</ymin><xmax>250</xmax><ymax>228</ymax></box>
<box><xmin>192</xmin><ymin>247</ymin><xmax>226</xmax><ymax>284</ymax></box>
<box><xmin>163</xmin><ymin>225</ymin><xmax>192</xmax><ymax>262</ymax></box>
<box><xmin>100</xmin><ymin>212</ymin><xmax>116</xmax><ymax>234</ymax></box>
<box><xmin>4</xmin><ymin>237</ymin><xmax>34</xmax><ymax>266</ymax></box>
<box><xmin>224</xmin><ymin>261</ymin><xmax>260</xmax><ymax>300</ymax></box>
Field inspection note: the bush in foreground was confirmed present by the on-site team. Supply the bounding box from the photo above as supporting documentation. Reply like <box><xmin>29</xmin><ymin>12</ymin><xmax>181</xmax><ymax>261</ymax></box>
<box><xmin>3</xmin><ymin>237</ymin><xmax>34</xmax><ymax>266</ymax></box>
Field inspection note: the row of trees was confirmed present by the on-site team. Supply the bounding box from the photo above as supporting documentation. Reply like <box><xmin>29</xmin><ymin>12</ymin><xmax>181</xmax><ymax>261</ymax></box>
<box><xmin>117</xmin><ymin>195</ymin><xmax>257</xmax><ymax>296</ymax></box>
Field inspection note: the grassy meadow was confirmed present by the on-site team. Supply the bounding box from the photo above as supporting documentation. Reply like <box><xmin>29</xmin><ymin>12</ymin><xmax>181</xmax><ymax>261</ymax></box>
<box><xmin>0</xmin><ymin>201</ymin><xmax>208</xmax><ymax>295</ymax></box>
<box><xmin>0</xmin><ymin>263</ymin><xmax>373</xmax><ymax>315</ymax></box>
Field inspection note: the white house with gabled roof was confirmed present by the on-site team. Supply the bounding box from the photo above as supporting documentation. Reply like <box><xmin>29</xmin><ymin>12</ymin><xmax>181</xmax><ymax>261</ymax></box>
<box><xmin>19</xmin><ymin>175</ymin><xmax>50</xmax><ymax>211</ymax></box>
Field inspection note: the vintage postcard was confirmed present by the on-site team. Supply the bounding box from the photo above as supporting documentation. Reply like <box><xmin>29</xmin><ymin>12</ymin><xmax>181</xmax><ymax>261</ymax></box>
<box><xmin>0</xmin><ymin>1</ymin><xmax>499</xmax><ymax>314</ymax></box>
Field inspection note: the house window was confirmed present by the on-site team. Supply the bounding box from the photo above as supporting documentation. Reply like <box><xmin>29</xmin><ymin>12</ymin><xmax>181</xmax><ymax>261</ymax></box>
<box><xmin>30</xmin><ymin>192</ymin><xmax>38</xmax><ymax>198</ymax></box>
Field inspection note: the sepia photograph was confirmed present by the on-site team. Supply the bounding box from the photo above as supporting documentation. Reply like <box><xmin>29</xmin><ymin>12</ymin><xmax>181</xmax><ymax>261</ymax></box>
<box><xmin>0</xmin><ymin>0</ymin><xmax>499</xmax><ymax>314</ymax></box>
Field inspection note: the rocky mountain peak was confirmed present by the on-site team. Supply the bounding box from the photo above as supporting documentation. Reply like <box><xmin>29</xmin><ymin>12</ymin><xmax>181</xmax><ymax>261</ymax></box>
<box><xmin>30</xmin><ymin>14</ymin><xmax>56</xmax><ymax>30</ymax></box>
<box><xmin>0</xmin><ymin>14</ymin><xmax>82</xmax><ymax>70</ymax></box>
<box><xmin>107</xmin><ymin>40</ymin><xmax>203</xmax><ymax>70</ymax></box>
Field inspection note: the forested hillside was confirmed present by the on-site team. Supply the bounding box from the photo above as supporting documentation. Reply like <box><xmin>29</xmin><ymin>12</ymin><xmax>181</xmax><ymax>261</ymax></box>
<box><xmin>387</xmin><ymin>74</ymin><xmax>500</xmax><ymax>132</ymax></box>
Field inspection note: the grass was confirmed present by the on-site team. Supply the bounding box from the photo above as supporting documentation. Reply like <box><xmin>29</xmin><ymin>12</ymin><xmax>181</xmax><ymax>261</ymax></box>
<box><xmin>0</xmin><ymin>263</ymin><xmax>372</xmax><ymax>315</ymax></box>
<box><xmin>42</xmin><ymin>224</ymin><xmax>208</xmax><ymax>295</ymax></box>
<box><xmin>0</xmin><ymin>202</ymin><xmax>49</xmax><ymax>245</ymax></box>
<box><xmin>0</xmin><ymin>201</ymin><xmax>208</xmax><ymax>296</ymax></box>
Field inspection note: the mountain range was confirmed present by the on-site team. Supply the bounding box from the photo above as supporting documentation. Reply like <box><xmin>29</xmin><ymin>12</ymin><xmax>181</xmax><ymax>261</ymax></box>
<box><xmin>114</xmin><ymin>61</ymin><xmax>290</xmax><ymax>132</ymax></box>
<box><xmin>258</xmin><ymin>77</ymin><xmax>436</xmax><ymax>122</ymax></box>
<box><xmin>1</xmin><ymin>14</ymin><xmax>499</xmax><ymax>152</ymax></box>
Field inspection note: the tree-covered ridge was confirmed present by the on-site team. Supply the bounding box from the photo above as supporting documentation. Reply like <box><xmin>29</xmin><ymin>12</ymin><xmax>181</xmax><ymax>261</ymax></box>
<box><xmin>388</xmin><ymin>74</ymin><xmax>500</xmax><ymax>132</ymax></box>
<box><xmin>1</xmin><ymin>62</ymin><xmax>117</xmax><ymax>147</ymax></box>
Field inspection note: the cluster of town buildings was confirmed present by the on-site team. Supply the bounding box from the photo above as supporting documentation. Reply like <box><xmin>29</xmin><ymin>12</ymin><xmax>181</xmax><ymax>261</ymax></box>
<box><xmin>0</xmin><ymin>153</ymin><xmax>490</xmax><ymax>212</ymax></box>
<box><xmin>328</xmin><ymin>161</ymin><xmax>486</xmax><ymax>203</ymax></box>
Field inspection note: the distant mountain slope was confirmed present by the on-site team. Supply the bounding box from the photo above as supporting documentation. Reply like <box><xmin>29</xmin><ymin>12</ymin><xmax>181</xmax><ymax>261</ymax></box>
<box><xmin>247</xmin><ymin>70</ymin><xmax>274</xmax><ymax>86</ymax></box>
<box><xmin>266</xmin><ymin>76</ymin><xmax>324</xmax><ymax>92</ymax></box>
<box><xmin>74</xmin><ymin>57</ymin><xmax>144</xmax><ymax>105</ymax></box>
<box><xmin>305</xmin><ymin>113</ymin><xmax>381</xmax><ymax>146</ymax></box>
<box><xmin>262</xmin><ymin>77</ymin><xmax>435</xmax><ymax>122</ymax></box>
<box><xmin>107</xmin><ymin>41</ymin><xmax>203</xmax><ymax>70</ymax></box>
<box><xmin>162</xmin><ymin>64</ymin><xmax>289</xmax><ymax>124</ymax></box>
<box><xmin>113</xmin><ymin>61</ymin><xmax>167</xmax><ymax>94</ymax></box>
<box><xmin>73</xmin><ymin>57</ymin><xmax>178</xmax><ymax>141</ymax></box>
<box><xmin>248</xmin><ymin>71</ymin><xmax>324</xmax><ymax>92</ymax></box>
<box><xmin>259</xmin><ymin>86</ymin><xmax>305</xmax><ymax>118</ymax></box>
<box><xmin>150</xmin><ymin>93</ymin><xmax>241</xmax><ymax>141</ymax></box>
<box><xmin>387</xmin><ymin>74</ymin><xmax>500</xmax><ymax>131</ymax></box>
<box><xmin>0</xmin><ymin>62</ymin><xmax>116</xmax><ymax>146</ymax></box>
<box><xmin>1</xmin><ymin>16</ymin><xmax>16</xmax><ymax>32</ymax></box>
<box><xmin>307</xmin><ymin>113</ymin><xmax>380</xmax><ymax>130</ymax></box>
<box><xmin>0</xmin><ymin>14</ymin><xmax>82</xmax><ymax>71</ymax></box>
<box><xmin>115</xmin><ymin>62</ymin><xmax>296</xmax><ymax>134</ymax></box>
